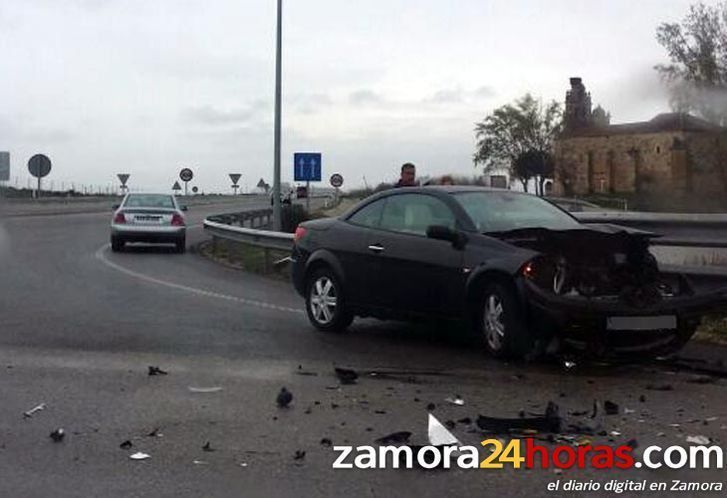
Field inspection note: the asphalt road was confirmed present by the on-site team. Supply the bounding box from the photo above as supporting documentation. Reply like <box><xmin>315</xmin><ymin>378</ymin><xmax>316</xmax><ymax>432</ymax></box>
<box><xmin>0</xmin><ymin>199</ymin><xmax>726</xmax><ymax>497</ymax></box>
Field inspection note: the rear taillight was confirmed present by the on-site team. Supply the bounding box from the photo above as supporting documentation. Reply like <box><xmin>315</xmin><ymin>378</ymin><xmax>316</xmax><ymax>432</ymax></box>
<box><xmin>294</xmin><ymin>226</ymin><xmax>307</xmax><ymax>243</ymax></box>
<box><xmin>113</xmin><ymin>212</ymin><xmax>126</xmax><ymax>224</ymax></box>
<box><xmin>171</xmin><ymin>213</ymin><xmax>185</xmax><ymax>226</ymax></box>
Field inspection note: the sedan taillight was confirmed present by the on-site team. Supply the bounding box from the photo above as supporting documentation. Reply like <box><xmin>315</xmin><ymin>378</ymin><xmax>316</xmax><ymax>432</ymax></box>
<box><xmin>171</xmin><ymin>213</ymin><xmax>185</xmax><ymax>226</ymax></box>
<box><xmin>113</xmin><ymin>212</ymin><xmax>126</xmax><ymax>224</ymax></box>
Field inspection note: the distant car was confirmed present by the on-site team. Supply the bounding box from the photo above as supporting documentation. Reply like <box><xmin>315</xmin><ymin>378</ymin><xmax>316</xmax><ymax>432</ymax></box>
<box><xmin>545</xmin><ymin>196</ymin><xmax>607</xmax><ymax>212</ymax></box>
<box><xmin>110</xmin><ymin>193</ymin><xmax>187</xmax><ymax>253</ymax></box>
<box><xmin>296</xmin><ymin>186</ymin><xmax>308</xmax><ymax>199</ymax></box>
<box><xmin>291</xmin><ymin>186</ymin><xmax>727</xmax><ymax>359</ymax></box>
<box><xmin>270</xmin><ymin>190</ymin><xmax>293</xmax><ymax>206</ymax></box>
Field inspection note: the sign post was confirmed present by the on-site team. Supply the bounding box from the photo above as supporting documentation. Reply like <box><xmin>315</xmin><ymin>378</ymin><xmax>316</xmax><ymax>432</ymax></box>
<box><xmin>330</xmin><ymin>173</ymin><xmax>343</xmax><ymax>205</ymax></box>
<box><xmin>179</xmin><ymin>168</ymin><xmax>194</xmax><ymax>196</ymax></box>
<box><xmin>27</xmin><ymin>154</ymin><xmax>52</xmax><ymax>199</ymax></box>
<box><xmin>294</xmin><ymin>152</ymin><xmax>322</xmax><ymax>212</ymax></box>
<box><xmin>229</xmin><ymin>173</ymin><xmax>242</xmax><ymax>195</ymax></box>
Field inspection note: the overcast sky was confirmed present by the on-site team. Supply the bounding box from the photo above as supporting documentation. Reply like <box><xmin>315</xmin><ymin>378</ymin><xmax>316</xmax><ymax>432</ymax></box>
<box><xmin>0</xmin><ymin>0</ymin><xmax>711</xmax><ymax>192</ymax></box>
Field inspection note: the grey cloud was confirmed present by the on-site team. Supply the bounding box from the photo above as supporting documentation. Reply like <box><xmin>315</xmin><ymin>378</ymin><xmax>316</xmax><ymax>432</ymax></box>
<box><xmin>425</xmin><ymin>86</ymin><xmax>497</xmax><ymax>104</ymax></box>
<box><xmin>183</xmin><ymin>100</ymin><xmax>268</xmax><ymax>126</ymax></box>
<box><xmin>289</xmin><ymin>93</ymin><xmax>334</xmax><ymax>114</ymax></box>
<box><xmin>348</xmin><ymin>90</ymin><xmax>384</xmax><ymax>106</ymax></box>
<box><xmin>474</xmin><ymin>86</ymin><xmax>496</xmax><ymax>99</ymax></box>
<box><xmin>428</xmin><ymin>88</ymin><xmax>464</xmax><ymax>104</ymax></box>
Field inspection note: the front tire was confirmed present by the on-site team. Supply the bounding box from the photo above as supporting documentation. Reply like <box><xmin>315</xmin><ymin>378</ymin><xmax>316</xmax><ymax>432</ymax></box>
<box><xmin>305</xmin><ymin>268</ymin><xmax>353</xmax><ymax>332</ymax></box>
<box><xmin>478</xmin><ymin>282</ymin><xmax>533</xmax><ymax>358</ymax></box>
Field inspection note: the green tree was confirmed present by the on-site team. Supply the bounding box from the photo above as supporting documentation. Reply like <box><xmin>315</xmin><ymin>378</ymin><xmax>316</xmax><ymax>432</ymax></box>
<box><xmin>655</xmin><ymin>2</ymin><xmax>727</xmax><ymax>126</ymax></box>
<box><xmin>474</xmin><ymin>94</ymin><xmax>562</xmax><ymax>194</ymax></box>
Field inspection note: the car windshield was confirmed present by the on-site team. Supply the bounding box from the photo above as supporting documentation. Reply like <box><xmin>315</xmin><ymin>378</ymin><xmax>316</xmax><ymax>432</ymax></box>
<box><xmin>454</xmin><ymin>191</ymin><xmax>581</xmax><ymax>233</ymax></box>
<box><xmin>123</xmin><ymin>194</ymin><xmax>176</xmax><ymax>209</ymax></box>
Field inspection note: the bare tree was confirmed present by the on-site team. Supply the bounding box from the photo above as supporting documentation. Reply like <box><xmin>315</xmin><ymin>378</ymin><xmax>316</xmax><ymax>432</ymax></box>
<box><xmin>655</xmin><ymin>2</ymin><xmax>727</xmax><ymax>126</ymax></box>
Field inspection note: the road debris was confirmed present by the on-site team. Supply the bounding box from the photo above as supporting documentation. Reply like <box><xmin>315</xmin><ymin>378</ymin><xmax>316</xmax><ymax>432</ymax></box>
<box><xmin>276</xmin><ymin>387</ymin><xmax>293</xmax><ymax>408</ymax></box>
<box><xmin>477</xmin><ymin>402</ymin><xmax>561</xmax><ymax>434</ymax></box>
<box><xmin>202</xmin><ymin>441</ymin><xmax>215</xmax><ymax>452</ymax></box>
<box><xmin>375</xmin><ymin>431</ymin><xmax>412</xmax><ymax>445</ymax></box>
<box><xmin>686</xmin><ymin>435</ymin><xmax>711</xmax><ymax>445</ymax></box>
<box><xmin>445</xmin><ymin>396</ymin><xmax>465</xmax><ymax>406</ymax></box>
<box><xmin>457</xmin><ymin>417</ymin><xmax>472</xmax><ymax>425</ymax></box>
<box><xmin>148</xmin><ymin>366</ymin><xmax>168</xmax><ymax>376</ymax></box>
<box><xmin>334</xmin><ymin>367</ymin><xmax>358</xmax><ymax>385</ymax></box>
<box><xmin>320</xmin><ymin>438</ymin><xmax>332</xmax><ymax>447</ymax></box>
<box><xmin>23</xmin><ymin>403</ymin><xmax>46</xmax><ymax>419</ymax></box>
<box><xmin>147</xmin><ymin>427</ymin><xmax>163</xmax><ymax>438</ymax></box>
<box><xmin>119</xmin><ymin>440</ymin><xmax>133</xmax><ymax>450</ymax></box>
<box><xmin>293</xmin><ymin>450</ymin><xmax>306</xmax><ymax>460</ymax></box>
<box><xmin>687</xmin><ymin>376</ymin><xmax>718</xmax><ymax>385</ymax></box>
<box><xmin>604</xmin><ymin>401</ymin><xmax>620</xmax><ymax>415</ymax></box>
<box><xmin>130</xmin><ymin>452</ymin><xmax>151</xmax><ymax>460</ymax></box>
<box><xmin>188</xmin><ymin>386</ymin><xmax>223</xmax><ymax>393</ymax></box>
<box><xmin>49</xmin><ymin>428</ymin><xmax>65</xmax><ymax>442</ymax></box>
<box><xmin>193</xmin><ymin>460</ymin><xmax>208</xmax><ymax>465</ymax></box>
<box><xmin>645</xmin><ymin>384</ymin><xmax>673</xmax><ymax>391</ymax></box>
<box><xmin>428</xmin><ymin>413</ymin><xmax>460</xmax><ymax>446</ymax></box>
<box><xmin>426</xmin><ymin>403</ymin><xmax>436</xmax><ymax>411</ymax></box>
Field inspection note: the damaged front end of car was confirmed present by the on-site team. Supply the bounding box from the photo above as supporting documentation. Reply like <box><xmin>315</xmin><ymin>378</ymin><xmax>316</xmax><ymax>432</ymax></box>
<box><xmin>491</xmin><ymin>225</ymin><xmax>727</xmax><ymax>357</ymax></box>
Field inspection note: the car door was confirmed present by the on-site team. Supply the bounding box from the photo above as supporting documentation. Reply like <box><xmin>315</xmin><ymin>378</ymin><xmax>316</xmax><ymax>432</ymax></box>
<box><xmin>368</xmin><ymin>193</ymin><xmax>466</xmax><ymax>318</ymax></box>
<box><xmin>336</xmin><ymin>197</ymin><xmax>387</xmax><ymax>307</ymax></box>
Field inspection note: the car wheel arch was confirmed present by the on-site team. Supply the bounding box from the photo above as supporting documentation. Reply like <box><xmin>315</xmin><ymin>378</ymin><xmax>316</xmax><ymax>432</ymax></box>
<box><xmin>304</xmin><ymin>249</ymin><xmax>346</xmax><ymax>288</ymax></box>
<box><xmin>466</xmin><ymin>268</ymin><xmax>523</xmax><ymax>314</ymax></box>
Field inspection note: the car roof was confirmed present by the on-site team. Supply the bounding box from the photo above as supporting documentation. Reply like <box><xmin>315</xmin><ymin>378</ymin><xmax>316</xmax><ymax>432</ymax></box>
<box><xmin>374</xmin><ymin>185</ymin><xmax>532</xmax><ymax>197</ymax></box>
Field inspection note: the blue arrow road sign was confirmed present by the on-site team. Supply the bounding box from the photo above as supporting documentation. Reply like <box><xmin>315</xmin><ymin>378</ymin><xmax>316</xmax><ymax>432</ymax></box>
<box><xmin>293</xmin><ymin>152</ymin><xmax>322</xmax><ymax>182</ymax></box>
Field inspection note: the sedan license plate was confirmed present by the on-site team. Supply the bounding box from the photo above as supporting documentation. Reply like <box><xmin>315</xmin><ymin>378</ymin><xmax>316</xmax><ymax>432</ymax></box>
<box><xmin>606</xmin><ymin>315</ymin><xmax>677</xmax><ymax>331</ymax></box>
<box><xmin>134</xmin><ymin>215</ymin><xmax>162</xmax><ymax>224</ymax></box>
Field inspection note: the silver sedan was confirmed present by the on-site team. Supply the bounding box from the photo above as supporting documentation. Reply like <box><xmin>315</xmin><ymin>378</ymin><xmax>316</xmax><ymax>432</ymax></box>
<box><xmin>110</xmin><ymin>193</ymin><xmax>187</xmax><ymax>253</ymax></box>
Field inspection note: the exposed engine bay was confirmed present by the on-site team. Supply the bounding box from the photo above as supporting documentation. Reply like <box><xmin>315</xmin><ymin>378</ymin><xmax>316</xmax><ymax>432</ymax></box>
<box><xmin>490</xmin><ymin>226</ymin><xmax>693</xmax><ymax>307</ymax></box>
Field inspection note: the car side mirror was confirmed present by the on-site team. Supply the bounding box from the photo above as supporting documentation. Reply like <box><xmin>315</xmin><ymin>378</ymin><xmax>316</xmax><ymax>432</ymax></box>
<box><xmin>181</xmin><ymin>205</ymin><xmax>188</xmax><ymax>211</ymax></box>
<box><xmin>112</xmin><ymin>204</ymin><xmax>120</xmax><ymax>210</ymax></box>
<box><xmin>426</xmin><ymin>225</ymin><xmax>467</xmax><ymax>249</ymax></box>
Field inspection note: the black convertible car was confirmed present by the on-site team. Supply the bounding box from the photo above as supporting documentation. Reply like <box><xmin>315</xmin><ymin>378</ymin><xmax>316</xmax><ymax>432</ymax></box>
<box><xmin>291</xmin><ymin>187</ymin><xmax>726</xmax><ymax>358</ymax></box>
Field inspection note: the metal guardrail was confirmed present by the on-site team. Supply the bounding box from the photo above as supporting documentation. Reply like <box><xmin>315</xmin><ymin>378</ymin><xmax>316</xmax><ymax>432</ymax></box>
<box><xmin>573</xmin><ymin>212</ymin><xmax>727</xmax><ymax>249</ymax></box>
<box><xmin>204</xmin><ymin>219</ymin><xmax>293</xmax><ymax>252</ymax></box>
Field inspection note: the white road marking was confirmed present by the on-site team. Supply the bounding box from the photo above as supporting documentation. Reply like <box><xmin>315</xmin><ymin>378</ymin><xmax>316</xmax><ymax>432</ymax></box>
<box><xmin>94</xmin><ymin>244</ymin><xmax>303</xmax><ymax>314</ymax></box>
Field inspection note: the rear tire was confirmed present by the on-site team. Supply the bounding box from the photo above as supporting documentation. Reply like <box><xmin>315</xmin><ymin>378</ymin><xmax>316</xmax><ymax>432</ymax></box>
<box><xmin>477</xmin><ymin>282</ymin><xmax>533</xmax><ymax>358</ymax></box>
<box><xmin>305</xmin><ymin>268</ymin><xmax>353</xmax><ymax>332</ymax></box>
<box><xmin>111</xmin><ymin>237</ymin><xmax>124</xmax><ymax>252</ymax></box>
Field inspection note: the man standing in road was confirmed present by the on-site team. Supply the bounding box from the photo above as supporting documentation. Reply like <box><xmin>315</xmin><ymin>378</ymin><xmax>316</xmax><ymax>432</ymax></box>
<box><xmin>395</xmin><ymin>162</ymin><xmax>418</xmax><ymax>187</ymax></box>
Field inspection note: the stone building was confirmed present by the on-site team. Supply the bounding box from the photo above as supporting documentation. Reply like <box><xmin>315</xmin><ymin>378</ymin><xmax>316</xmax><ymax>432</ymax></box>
<box><xmin>553</xmin><ymin>78</ymin><xmax>727</xmax><ymax>199</ymax></box>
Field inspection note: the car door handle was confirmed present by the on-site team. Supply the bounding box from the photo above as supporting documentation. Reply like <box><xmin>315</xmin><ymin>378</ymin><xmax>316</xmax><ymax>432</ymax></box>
<box><xmin>368</xmin><ymin>244</ymin><xmax>385</xmax><ymax>253</ymax></box>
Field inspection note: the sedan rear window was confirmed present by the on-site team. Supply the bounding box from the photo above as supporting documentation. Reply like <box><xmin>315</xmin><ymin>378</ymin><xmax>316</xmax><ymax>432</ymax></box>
<box><xmin>124</xmin><ymin>195</ymin><xmax>176</xmax><ymax>209</ymax></box>
<box><xmin>454</xmin><ymin>191</ymin><xmax>580</xmax><ymax>233</ymax></box>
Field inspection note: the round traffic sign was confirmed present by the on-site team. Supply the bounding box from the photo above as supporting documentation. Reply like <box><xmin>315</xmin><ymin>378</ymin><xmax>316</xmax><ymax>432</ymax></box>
<box><xmin>192</xmin><ymin>186</ymin><xmax>199</xmax><ymax>194</ymax></box>
<box><xmin>179</xmin><ymin>168</ymin><xmax>194</xmax><ymax>182</ymax></box>
<box><xmin>330</xmin><ymin>173</ymin><xmax>344</xmax><ymax>188</ymax></box>
<box><xmin>28</xmin><ymin>154</ymin><xmax>52</xmax><ymax>178</ymax></box>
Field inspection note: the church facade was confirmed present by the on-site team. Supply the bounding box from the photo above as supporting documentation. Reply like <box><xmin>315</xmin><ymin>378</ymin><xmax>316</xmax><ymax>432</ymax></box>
<box><xmin>553</xmin><ymin>78</ymin><xmax>727</xmax><ymax>198</ymax></box>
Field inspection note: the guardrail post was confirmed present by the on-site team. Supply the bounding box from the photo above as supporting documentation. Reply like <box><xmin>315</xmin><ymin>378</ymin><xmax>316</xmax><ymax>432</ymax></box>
<box><xmin>263</xmin><ymin>247</ymin><xmax>271</xmax><ymax>273</ymax></box>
